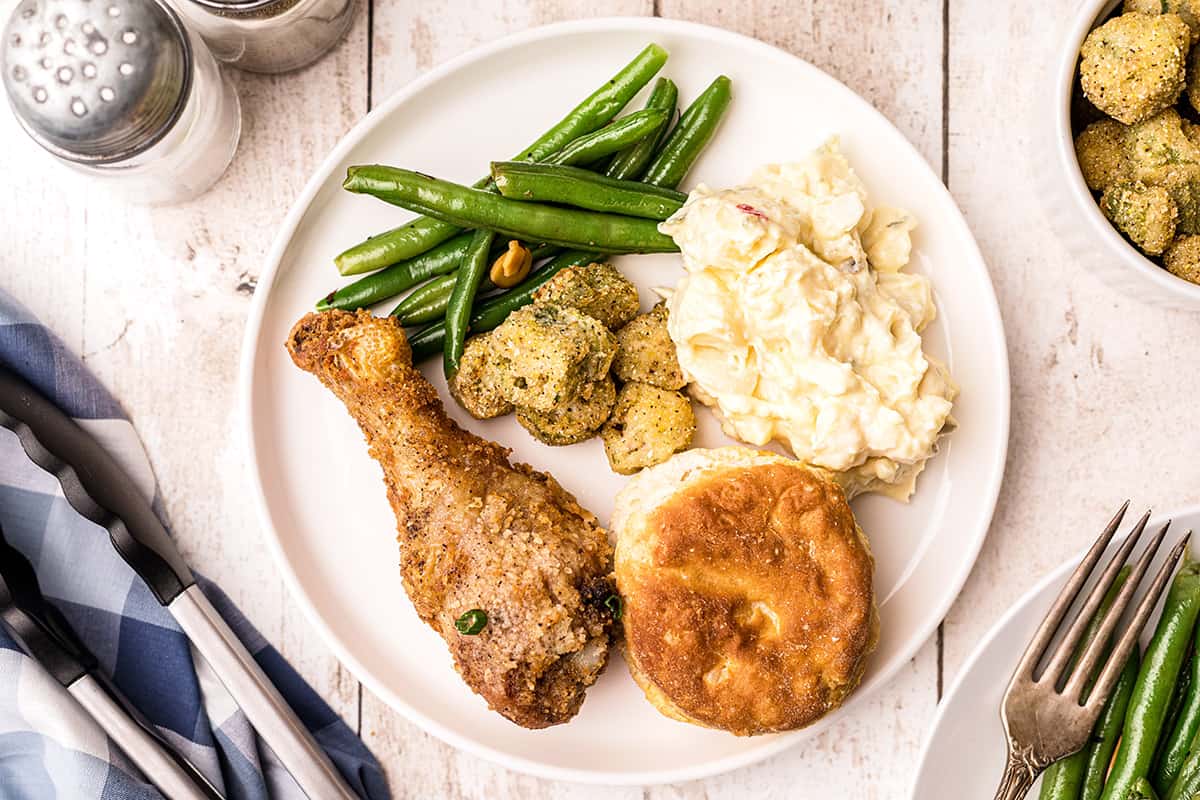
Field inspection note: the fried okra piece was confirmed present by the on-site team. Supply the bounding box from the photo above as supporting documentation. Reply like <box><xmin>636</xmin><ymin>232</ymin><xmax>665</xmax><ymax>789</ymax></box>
<box><xmin>531</xmin><ymin>262</ymin><xmax>640</xmax><ymax>330</ymax></box>
<box><xmin>448</xmin><ymin>331</ymin><xmax>513</xmax><ymax>419</ymax></box>
<box><xmin>1075</xmin><ymin>120</ymin><xmax>1129</xmax><ymax>192</ymax></box>
<box><xmin>517</xmin><ymin>376</ymin><xmax>617</xmax><ymax>446</ymax></box>
<box><xmin>1079</xmin><ymin>12</ymin><xmax>1190</xmax><ymax>124</ymax></box>
<box><xmin>1164</xmin><ymin>234</ymin><xmax>1200</xmax><ymax>283</ymax></box>
<box><xmin>1101</xmin><ymin>181</ymin><xmax>1179</xmax><ymax>254</ymax></box>
<box><xmin>612</xmin><ymin>303</ymin><xmax>686</xmax><ymax>390</ymax></box>
<box><xmin>1189</xmin><ymin>45</ymin><xmax>1200</xmax><ymax>114</ymax></box>
<box><xmin>1124</xmin><ymin>0</ymin><xmax>1200</xmax><ymax>40</ymax></box>
<box><xmin>489</xmin><ymin>302</ymin><xmax>617</xmax><ymax>412</ymax></box>
<box><xmin>601</xmin><ymin>382</ymin><xmax>695</xmax><ymax>475</ymax></box>
<box><xmin>1126</xmin><ymin>109</ymin><xmax>1200</xmax><ymax>232</ymax></box>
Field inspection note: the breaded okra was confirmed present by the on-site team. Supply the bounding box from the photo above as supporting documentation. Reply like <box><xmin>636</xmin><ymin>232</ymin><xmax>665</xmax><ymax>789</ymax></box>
<box><xmin>489</xmin><ymin>302</ymin><xmax>616</xmax><ymax>412</ymax></box>
<box><xmin>612</xmin><ymin>302</ymin><xmax>686</xmax><ymax>390</ymax></box>
<box><xmin>1101</xmin><ymin>181</ymin><xmax>1179</xmax><ymax>254</ymax></box>
<box><xmin>601</xmin><ymin>382</ymin><xmax>695</xmax><ymax>474</ymax></box>
<box><xmin>517</xmin><ymin>376</ymin><xmax>617</xmax><ymax>446</ymax></box>
<box><xmin>1080</xmin><ymin>12</ymin><xmax>1190</xmax><ymax>124</ymax></box>
<box><xmin>531</xmin><ymin>262</ymin><xmax>641</xmax><ymax>330</ymax></box>
<box><xmin>1164</xmin><ymin>234</ymin><xmax>1200</xmax><ymax>283</ymax></box>
<box><xmin>1075</xmin><ymin>119</ymin><xmax>1129</xmax><ymax>192</ymax></box>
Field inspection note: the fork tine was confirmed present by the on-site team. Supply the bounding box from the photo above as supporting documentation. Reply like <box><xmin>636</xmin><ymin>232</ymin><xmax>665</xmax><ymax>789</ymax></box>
<box><xmin>1065</xmin><ymin>520</ymin><xmax>1170</xmax><ymax>698</ymax></box>
<box><xmin>1084</xmin><ymin>532</ymin><xmax>1192</xmax><ymax>711</ymax></box>
<box><xmin>1041</xmin><ymin>508</ymin><xmax>1152</xmax><ymax>686</ymax></box>
<box><xmin>1012</xmin><ymin>502</ymin><xmax>1131</xmax><ymax>681</ymax></box>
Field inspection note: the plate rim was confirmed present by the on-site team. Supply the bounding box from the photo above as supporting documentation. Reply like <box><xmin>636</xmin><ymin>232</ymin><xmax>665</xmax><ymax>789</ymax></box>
<box><xmin>907</xmin><ymin>504</ymin><xmax>1200</xmax><ymax>798</ymax></box>
<box><xmin>238</xmin><ymin>15</ymin><xmax>1011</xmax><ymax>786</ymax></box>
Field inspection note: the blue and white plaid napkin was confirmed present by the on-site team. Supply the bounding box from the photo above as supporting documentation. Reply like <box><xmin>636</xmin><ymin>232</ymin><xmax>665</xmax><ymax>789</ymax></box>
<box><xmin>0</xmin><ymin>289</ymin><xmax>390</xmax><ymax>800</ymax></box>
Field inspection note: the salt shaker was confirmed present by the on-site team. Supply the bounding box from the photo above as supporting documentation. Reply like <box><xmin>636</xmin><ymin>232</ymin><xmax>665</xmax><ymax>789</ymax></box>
<box><xmin>169</xmin><ymin>0</ymin><xmax>356</xmax><ymax>74</ymax></box>
<box><xmin>2</xmin><ymin>0</ymin><xmax>241</xmax><ymax>206</ymax></box>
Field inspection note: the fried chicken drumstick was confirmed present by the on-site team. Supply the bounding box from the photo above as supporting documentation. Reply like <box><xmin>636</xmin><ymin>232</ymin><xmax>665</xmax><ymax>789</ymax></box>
<box><xmin>287</xmin><ymin>310</ymin><xmax>616</xmax><ymax>728</ymax></box>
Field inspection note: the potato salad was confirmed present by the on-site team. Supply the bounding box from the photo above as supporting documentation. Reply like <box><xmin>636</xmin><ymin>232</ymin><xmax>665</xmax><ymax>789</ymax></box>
<box><xmin>660</xmin><ymin>139</ymin><xmax>957</xmax><ymax>500</ymax></box>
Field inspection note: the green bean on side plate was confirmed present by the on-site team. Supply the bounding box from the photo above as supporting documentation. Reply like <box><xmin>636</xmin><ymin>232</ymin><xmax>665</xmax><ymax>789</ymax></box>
<box><xmin>1128</xmin><ymin>777</ymin><xmax>1161</xmax><ymax>800</ymax></box>
<box><xmin>1102</xmin><ymin>560</ymin><xmax>1200</xmax><ymax>800</ymax></box>
<box><xmin>642</xmin><ymin>74</ymin><xmax>733</xmax><ymax>188</ymax></box>
<box><xmin>444</xmin><ymin>228</ymin><xmax>495</xmax><ymax>378</ymax></box>
<box><xmin>606</xmin><ymin>77</ymin><xmax>678</xmax><ymax>181</ymax></box>
<box><xmin>1041</xmin><ymin>568</ymin><xmax>1133</xmax><ymax>800</ymax></box>
<box><xmin>1154</xmin><ymin>641</ymin><xmax>1200</xmax><ymax>795</ymax></box>
<box><xmin>343</xmin><ymin>166</ymin><xmax>679</xmax><ymax>254</ymax></box>
<box><xmin>332</xmin><ymin>43</ymin><xmax>668</xmax><ymax>276</ymax></box>
<box><xmin>1082</xmin><ymin>652</ymin><xmax>1142</xmax><ymax>800</ymax></box>
<box><xmin>492</xmin><ymin>161</ymin><xmax>687</xmax><ymax>220</ymax></box>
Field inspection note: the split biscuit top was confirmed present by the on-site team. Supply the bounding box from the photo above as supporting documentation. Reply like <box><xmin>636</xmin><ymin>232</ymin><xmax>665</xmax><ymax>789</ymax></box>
<box><xmin>612</xmin><ymin>447</ymin><xmax>878</xmax><ymax>736</ymax></box>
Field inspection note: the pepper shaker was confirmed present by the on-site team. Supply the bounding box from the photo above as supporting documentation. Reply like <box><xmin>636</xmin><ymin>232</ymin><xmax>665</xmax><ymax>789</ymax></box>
<box><xmin>2</xmin><ymin>0</ymin><xmax>241</xmax><ymax>206</ymax></box>
<box><xmin>168</xmin><ymin>0</ymin><xmax>356</xmax><ymax>74</ymax></box>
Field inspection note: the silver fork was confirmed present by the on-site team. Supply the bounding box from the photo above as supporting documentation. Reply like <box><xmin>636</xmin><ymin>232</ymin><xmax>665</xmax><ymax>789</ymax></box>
<box><xmin>993</xmin><ymin>502</ymin><xmax>1193</xmax><ymax>800</ymax></box>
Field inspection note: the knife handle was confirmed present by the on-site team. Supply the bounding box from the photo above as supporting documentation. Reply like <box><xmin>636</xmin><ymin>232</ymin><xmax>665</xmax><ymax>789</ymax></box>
<box><xmin>170</xmin><ymin>585</ymin><xmax>358</xmax><ymax>800</ymax></box>
<box><xmin>70</xmin><ymin>675</ymin><xmax>222</xmax><ymax>800</ymax></box>
<box><xmin>0</xmin><ymin>366</ymin><xmax>193</xmax><ymax>605</ymax></box>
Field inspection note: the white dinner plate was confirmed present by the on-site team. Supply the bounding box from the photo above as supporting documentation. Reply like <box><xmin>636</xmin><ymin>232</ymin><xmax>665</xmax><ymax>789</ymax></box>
<box><xmin>239</xmin><ymin>17</ymin><xmax>1009</xmax><ymax>785</ymax></box>
<box><xmin>910</xmin><ymin>506</ymin><xmax>1200</xmax><ymax>798</ymax></box>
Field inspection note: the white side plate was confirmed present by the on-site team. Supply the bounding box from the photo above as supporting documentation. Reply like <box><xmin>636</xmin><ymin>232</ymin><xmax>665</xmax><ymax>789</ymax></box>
<box><xmin>240</xmin><ymin>17</ymin><xmax>1010</xmax><ymax>785</ymax></box>
<box><xmin>910</xmin><ymin>507</ymin><xmax>1200</xmax><ymax>798</ymax></box>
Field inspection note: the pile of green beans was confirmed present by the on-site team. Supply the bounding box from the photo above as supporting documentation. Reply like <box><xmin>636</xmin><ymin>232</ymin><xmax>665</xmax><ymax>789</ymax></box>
<box><xmin>318</xmin><ymin>44</ymin><xmax>734</xmax><ymax>370</ymax></box>
<box><xmin>1039</xmin><ymin>560</ymin><xmax>1200</xmax><ymax>800</ymax></box>
<box><xmin>332</xmin><ymin>43</ymin><xmax>669</xmax><ymax>277</ymax></box>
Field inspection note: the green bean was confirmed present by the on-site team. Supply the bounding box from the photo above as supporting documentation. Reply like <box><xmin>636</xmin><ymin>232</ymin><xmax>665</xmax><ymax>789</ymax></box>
<box><xmin>1042</xmin><ymin>568</ymin><xmax>1132</xmax><ymax>800</ymax></box>
<box><xmin>606</xmin><ymin>78</ymin><xmax>678</xmax><ymax>181</ymax></box>
<box><xmin>546</xmin><ymin>109</ymin><xmax>669</xmax><ymax>167</ymax></box>
<box><xmin>343</xmin><ymin>167</ymin><xmax>678</xmax><ymax>253</ymax></box>
<box><xmin>407</xmin><ymin>250</ymin><xmax>598</xmax><ymax>361</ymax></box>
<box><xmin>1082</xmin><ymin>652</ymin><xmax>1141</xmax><ymax>800</ymax></box>
<box><xmin>1155</xmin><ymin>641</ymin><xmax>1200</xmax><ymax>792</ymax></box>
<box><xmin>643</xmin><ymin>75</ymin><xmax>732</xmax><ymax>189</ymax></box>
<box><xmin>390</xmin><ymin>242</ymin><xmax>557</xmax><ymax>323</ymax></box>
<box><xmin>444</xmin><ymin>229</ymin><xmax>494</xmax><ymax>378</ymax></box>
<box><xmin>391</xmin><ymin>273</ymin><xmax>461</xmax><ymax>325</ymax></box>
<box><xmin>1128</xmin><ymin>777</ymin><xmax>1160</xmax><ymax>800</ymax></box>
<box><xmin>318</xmin><ymin>232</ymin><xmax>475</xmax><ymax>310</ymax></box>
<box><xmin>333</xmin><ymin>189</ymin><xmax>481</xmax><ymax>277</ymax></box>
<box><xmin>492</xmin><ymin>162</ymin><xmax>686</xmax><ymax>220</ymax></box>
<box><xmin>333</xmin><ymin>44</ymin><xmax>668</xmax><ymax>276</ymax></box>
<box><xmin>1102</xmin><ymin>561</ymin><xmax>1200</xmax><ymax>800</ymax></box>
<box><xmin>1165</xmin><ymin>732</ymin><xmax>1200</xmax><ymax>800</ymax></box>
<box><xmin>517</xmin><ymin>43</ymin><xmax>668</xmax><ymax>162</ymax></box>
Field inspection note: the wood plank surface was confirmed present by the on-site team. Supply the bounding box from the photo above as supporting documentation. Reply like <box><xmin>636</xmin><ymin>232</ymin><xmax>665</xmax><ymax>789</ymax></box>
<box><xmin>7</xmin><ymin>0</ymin><xmax>1191</xmax><ymax>797</ymax></box>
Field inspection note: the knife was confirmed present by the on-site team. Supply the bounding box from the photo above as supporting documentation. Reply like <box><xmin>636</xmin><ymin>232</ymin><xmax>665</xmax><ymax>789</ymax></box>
<box><xmin>0</xmin><ymin>524</ymin><xmax>225</xmax><ymax>800</ymax></box>
<box><xmin>0</xmin><ymin>365</ymin><xmax>358</xmax><ymax>800</ymax></box>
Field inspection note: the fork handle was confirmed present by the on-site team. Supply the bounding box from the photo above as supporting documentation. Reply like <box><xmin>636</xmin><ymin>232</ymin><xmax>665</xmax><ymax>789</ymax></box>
<box><xmin>993</xmin><ymin>746</ymin><xmax>1042</xmax><ymax>800</ymax></box>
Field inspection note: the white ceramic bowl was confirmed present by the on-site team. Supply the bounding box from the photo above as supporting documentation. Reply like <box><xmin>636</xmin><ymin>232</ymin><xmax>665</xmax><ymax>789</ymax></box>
<box><xmin>1042</xmin><ymin>0</ymin><xmax>1200</xmax><ymax>309</ymax></box>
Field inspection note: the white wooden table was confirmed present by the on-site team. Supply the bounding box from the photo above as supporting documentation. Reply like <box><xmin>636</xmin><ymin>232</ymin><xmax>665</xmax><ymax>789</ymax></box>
<box><xmin>5</xmin><ymin>1</ymin><xmax>1200</xmax><ymax>797</ymax></box>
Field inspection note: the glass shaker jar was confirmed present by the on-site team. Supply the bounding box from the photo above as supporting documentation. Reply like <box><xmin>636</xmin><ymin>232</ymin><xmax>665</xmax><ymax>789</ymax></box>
<box><xmin>168</xmin><ymin>0</ymin><xmax>356</xmax><ymax>74</ymax></box>
<box><xmin>2</xmin><ymin>0</ymin><xmax>241</xmax><ymax>206</ymax></box>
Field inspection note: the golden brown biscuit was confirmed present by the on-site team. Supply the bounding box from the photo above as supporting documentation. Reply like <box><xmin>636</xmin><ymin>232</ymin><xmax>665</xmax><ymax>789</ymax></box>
<box><xmin>612</xmin><ymin>448</ymin><xmax>878</xmax><ymax>736</ymax></box>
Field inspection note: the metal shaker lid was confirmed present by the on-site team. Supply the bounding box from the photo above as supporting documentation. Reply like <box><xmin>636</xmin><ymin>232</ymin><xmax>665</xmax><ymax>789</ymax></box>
<box><xmin>2</xmin><ymin>0</ymin><xmax>192</xmax><ymax>165</ymax></box>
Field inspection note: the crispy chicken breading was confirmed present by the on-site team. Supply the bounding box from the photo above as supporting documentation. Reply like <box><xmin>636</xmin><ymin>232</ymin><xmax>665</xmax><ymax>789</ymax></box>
<box><xmin>286</xmin><ymin>310</ymin><xmax>616</xmax><ymax>728</ymax></box>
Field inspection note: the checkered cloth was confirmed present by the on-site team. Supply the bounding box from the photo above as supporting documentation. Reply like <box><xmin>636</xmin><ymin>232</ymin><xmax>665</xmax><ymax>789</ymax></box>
<box><xmin>0</xmin><ymin>290</ymin><xmax>390</xmax><ymax>799</ymax></box>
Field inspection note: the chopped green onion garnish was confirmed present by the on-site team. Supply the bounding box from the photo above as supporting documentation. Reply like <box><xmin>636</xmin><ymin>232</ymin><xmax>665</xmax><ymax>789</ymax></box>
<box><xmin>605</xmin><ymin>594</ymin><xmax>623</xmax><ymax>621</ymax></box>
<box><xmin>455</xmin><ymin>609</ymin><xmax>488</xmax><ymax>635</ymax></box>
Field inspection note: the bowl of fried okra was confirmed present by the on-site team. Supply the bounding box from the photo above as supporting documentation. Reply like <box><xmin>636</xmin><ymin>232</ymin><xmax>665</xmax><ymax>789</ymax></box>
<box><xmin>1050</xmin><ymin>0</ymin><xmax>1200</xmax><ymax>307</ymax></box>
<box><xmin>448</xmin><ymin>261</ymin><xmax>697</xmax><ymax>474</ymax></box>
